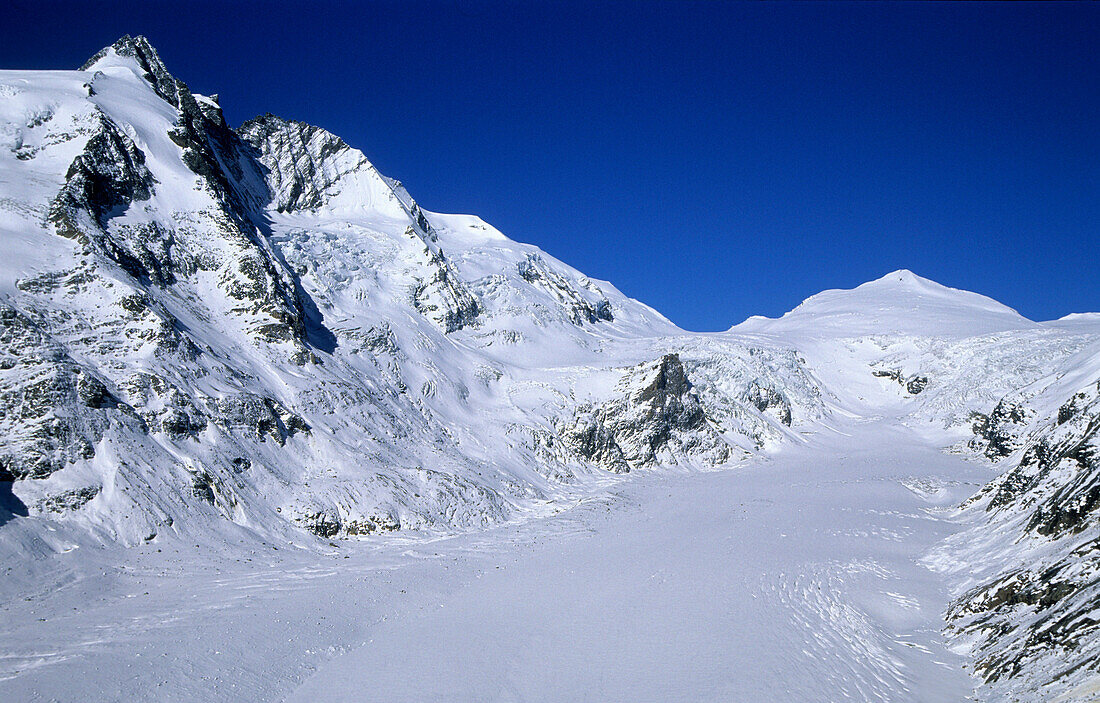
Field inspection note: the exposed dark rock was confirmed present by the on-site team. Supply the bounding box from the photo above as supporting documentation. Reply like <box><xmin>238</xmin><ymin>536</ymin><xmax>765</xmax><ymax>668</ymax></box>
<box><xmin>871</xmin><ymin>367</ymin><xmax>928</xmax><ymax>395</ymax></box>
<box><xmin>299</xmin><ymin>509</ymin><xmax>341</xmax><ymax>537</ymax></box>
<box><xmin>86</xmin><ymin>42</ymin><xmax>315</xmax><ymax>355</ymax></box>
<box><xmin>106</xmin><ymin>222</ymin><xmax>177</xmax><ymax>286</ymax></box>
<box><xmin>118</xmin><ymin>373</ymin><xmax>207</xmax><ymax>438</ymax></box>
<box><xmin>344</xmin><ymin>514</ymin><xmax>400</xmax><ymax>535</ymax></box>
<box><xmin>48</xmin><ymin>112</ymin><xmax>156</xmax><ymax>248</ymax></box>
<box><xmin>241</xmin><ymin>115</ymin><xmax>478</xmax><ymax>336</ymax></box>
<box><xmin>745</xmin><ymin>379</ymin><xmax>792</xmax><ymax>426</ymax></box>
<box><xmin>972</xmin><ymin>398</ymin><xmax>1031</xmax><ymax>460</ymax></box>
<box><xmin>982</xmin><ymin>394</ymin><xmax>1097</xmax><ymax>518</ymax></box>
<box><xmin>77</xmin><ymin>40</ymin><xmax>318</xmax><ymax>358</ymax></box>
<box><xmin>237</xmin><ymin>114</ymin><xmax>364</xmax><ymax>213</ymax></box>
<box><xmin>208</xmin><ymin>393</ymin><xmax>309</xmax><ymax>445</ymax></box>
<box><xmin>411</xmin><ymin>243</ymin><xmax>481</xmax><ymax>333</ymax></box>
<box><xmin>82</xmin><ymin>35</ymin><xmax>180</xmax><ymax>106</ymax></box>
<box><xmin>518</xmin><ymin>254</ymin><xmax>614</xmax><ymax>325</ymax></box>
<box><xmin>1058</xmin><ymin>390</ymin><xmax>1092</xmax><ymax>426</ymax></box>
<box><xmin>949</xmin><ymin>554</ymin><xmax>1100</xmax><ymax>687</ymax></box>
<box><xmin>357</xmin><ymin>324</ymin><xmax>399</xmax><ymax>355</ymax></box>
<box><xmin>296</xmin><ymin>508</ymin><xmax>400</xmax><ymax>538</ymax></box>
<box><xmin>564</xmin><ymin>354</ymin><xmax>729</xmax><ymax>471</ymax></box>
<box><xmin>0</xmin><ymin>304</ymin><xmax>135</xmax><ymax>480</ymax></box>
<box><xmin>952</xmin><ymin>378</ymin><xmax>1100</xmax><ymax>696</ymax></box>
<box><xmin>36</xmin><ymin>485</ymin><xmax>100</xmax><ymax>513</ymax></box>
<box><xmin>906</xmin><ymin>375</ymin><xmax>929</xmax><ymax>394</ymax></box>
<box><xmin>564</xmin><ymin>418</ymin><xmax>630</xmax><ymax>473</ymax></box>
<box><xmin>189</xmin><ymin>470</ymin><xmax>216</xmax><ymax>504</ymax></box>
<box><xmin>168</xmin><ymin>80</ymin><xmax>242</xmax><ymax>203</ymax></box>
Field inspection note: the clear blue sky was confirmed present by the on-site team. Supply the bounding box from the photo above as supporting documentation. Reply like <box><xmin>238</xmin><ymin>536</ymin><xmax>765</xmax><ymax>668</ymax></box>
<box><xmin>4</xmin><ymin>1</ymin><xmax>1098</xmax><ymax>330</ymax></box>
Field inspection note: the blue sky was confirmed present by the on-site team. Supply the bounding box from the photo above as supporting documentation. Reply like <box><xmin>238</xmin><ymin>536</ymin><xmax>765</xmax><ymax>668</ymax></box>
<box><xmin>4</xmin><ymin>1</ymin><xmax>1098</xmax><ymax>330</ymax></box>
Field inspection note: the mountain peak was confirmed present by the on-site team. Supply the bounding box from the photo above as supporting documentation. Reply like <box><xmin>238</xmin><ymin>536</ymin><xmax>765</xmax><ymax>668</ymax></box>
<box><xmin>869</xmin><ymin>269</ymin><xmax>923</xmax><ymax>285</ymax></box>
<box><xmin>81</xmin><ymin>34</ymin><xmax>161</xmax><ymax>69</ymax></box>
<box><xmin>81</xmin><ymin>35</ymin><xmax>181</xmax><ymax>105</ymax></box>
<box><xmin>860</xmin><ymin>269</ymin><xmax>963</xmax><ymax>294</ymax></box>
<box><xmin>733</xmin><ymin>269</ymin><xmax>1034</xmax><ymax>338</ymax></box>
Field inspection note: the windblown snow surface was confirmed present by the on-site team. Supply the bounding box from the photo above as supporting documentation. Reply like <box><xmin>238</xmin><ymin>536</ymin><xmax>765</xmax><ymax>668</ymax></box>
<box><xmin>2</xmin><ymin>37</ymin><xmax>1100</xmax><ymax>702</ymax></box>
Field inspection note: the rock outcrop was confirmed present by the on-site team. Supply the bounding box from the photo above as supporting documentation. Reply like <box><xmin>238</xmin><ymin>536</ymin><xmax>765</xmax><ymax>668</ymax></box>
<box><xmin>518</xmin><ymin>254</ymin><xmax>613</xmax><ymax>326</ymax></box>
<box><xmin>238</xmin><ymin>114</ymin><xmax>371</xmax><ymax>213</ymax></box>
<box><xmin>0</xmin><ymin>303</ymin><xmax>135</xmax><ymax>480</ymax></box>
<box><xmin>871</xmin><ymin>367</ymin><xmax>929</xmax><ymax>395</ymax></box>
<box><xmin>563</xmin><ymin>354</ymin><xmax>731</xmax><ymax>472</ymax></box>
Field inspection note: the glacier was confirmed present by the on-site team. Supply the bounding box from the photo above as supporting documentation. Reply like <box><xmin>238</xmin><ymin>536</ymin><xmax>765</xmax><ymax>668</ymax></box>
<box><xmin>1</xmin><ymin>36</ymin><xmax>1099</xmax><ymax>702</ymax></box>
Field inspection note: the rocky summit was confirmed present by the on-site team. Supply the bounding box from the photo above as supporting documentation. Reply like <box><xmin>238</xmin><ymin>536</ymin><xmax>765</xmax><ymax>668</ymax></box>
<box><xmin>1</xmin><ymin>37</ymin><xmax>1099</xmax><ymax>702</ymax></box>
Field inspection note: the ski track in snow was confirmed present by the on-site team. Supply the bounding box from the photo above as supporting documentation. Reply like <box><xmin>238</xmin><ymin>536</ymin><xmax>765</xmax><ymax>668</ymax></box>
<box><xmin>0</xmin><ymin>415</ymin><xmax>991</xmax><ymax>702</ymax></box>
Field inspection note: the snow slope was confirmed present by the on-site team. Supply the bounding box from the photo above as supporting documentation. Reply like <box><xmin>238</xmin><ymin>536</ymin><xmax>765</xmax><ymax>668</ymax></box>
<box><xmin>2</xmin><ymin>36</ymin><xmax>1100</xmax><ymax>702</ymax></box>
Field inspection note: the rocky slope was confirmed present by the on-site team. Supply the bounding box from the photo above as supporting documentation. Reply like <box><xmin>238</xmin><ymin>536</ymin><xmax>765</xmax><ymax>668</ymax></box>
<box><xmin>2</xmin><ymin>36</ymin><xmax>1099</xmax><ymax>701</ymax></box>
<box><xmin>936</xmin><ymin>348</ymin><xmax>1100</xmax><ymax>702</ymax></box>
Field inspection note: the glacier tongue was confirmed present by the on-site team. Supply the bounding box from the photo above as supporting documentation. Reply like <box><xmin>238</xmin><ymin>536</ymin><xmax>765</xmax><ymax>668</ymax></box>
<box><xmin>2</xmin><ymin>35</ymin><xmax>1100</xmax><ymax>703</ymax></box>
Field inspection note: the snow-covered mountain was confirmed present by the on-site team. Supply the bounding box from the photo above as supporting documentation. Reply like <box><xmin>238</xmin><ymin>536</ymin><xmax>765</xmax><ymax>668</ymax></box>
<box><xmin>0</xmin><ymin>35</ymin><xmax>822</xmax><ymax>549</ymax></box>
<box><xmin>1</xmin><ymin>36</ymin><xmax>1098</xmax><ymax>701</ymax></box>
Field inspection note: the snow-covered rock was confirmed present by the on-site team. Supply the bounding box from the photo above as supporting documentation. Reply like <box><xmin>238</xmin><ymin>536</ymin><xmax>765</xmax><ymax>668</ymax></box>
<box><xmin>942</xmin><ymin>348</ymin><xmax>1100</xmax><ymax>702</ymax></box>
